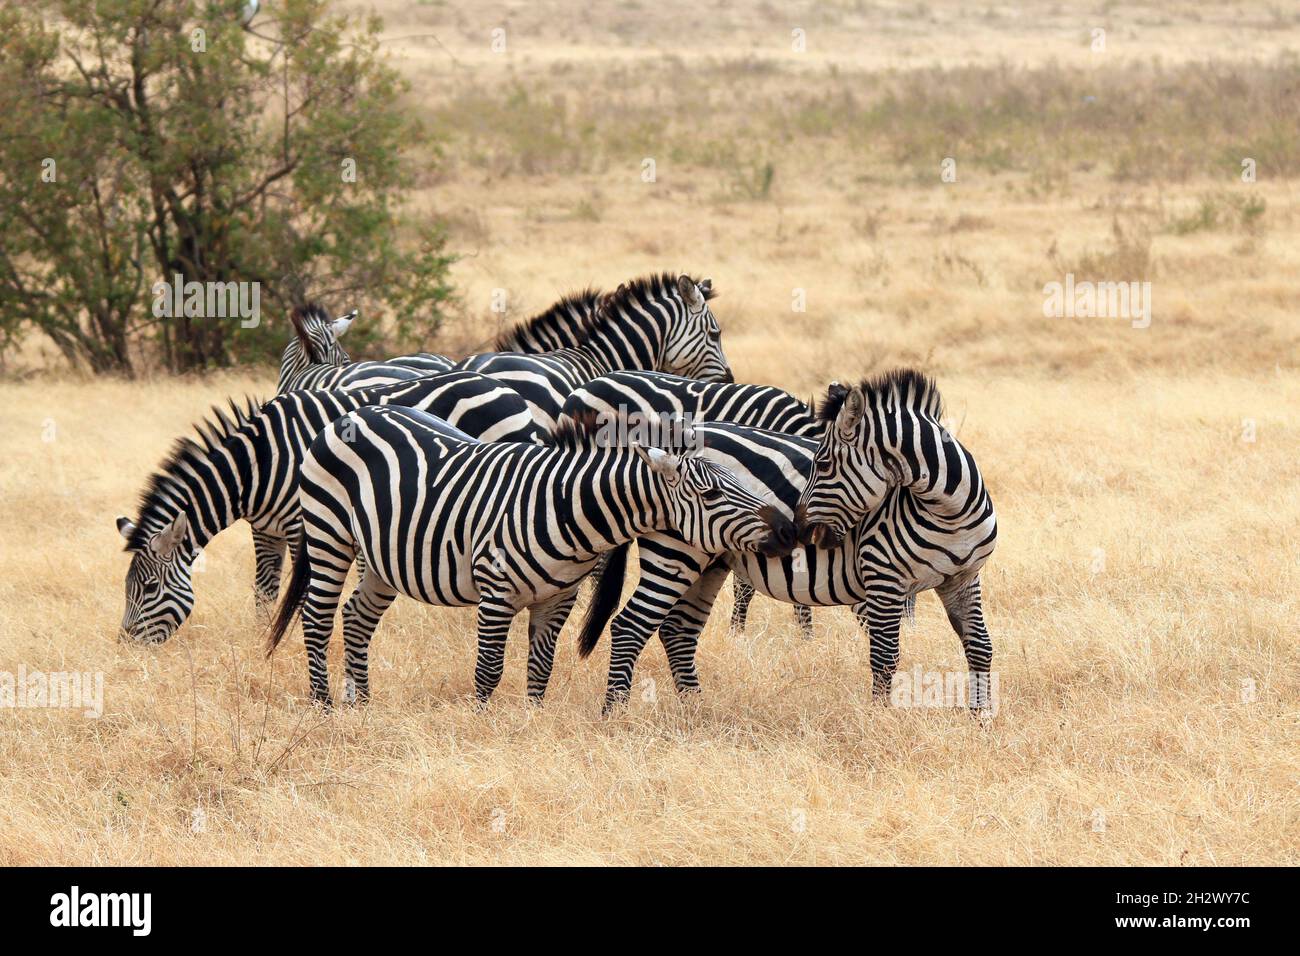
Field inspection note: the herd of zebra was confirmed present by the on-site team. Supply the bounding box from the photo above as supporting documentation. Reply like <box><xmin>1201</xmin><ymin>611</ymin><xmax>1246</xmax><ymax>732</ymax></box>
<box><xmin>115</xmin><ymin>272</ymin><xmax>998</xmax><ymax>713</ymax></box>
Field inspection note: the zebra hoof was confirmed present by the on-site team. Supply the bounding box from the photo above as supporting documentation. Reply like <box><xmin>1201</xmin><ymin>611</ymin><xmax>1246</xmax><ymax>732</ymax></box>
<box><xmin>599</xmin><ymin>694</ymin><xmax>629</xmax><ymax>718</ymax></box>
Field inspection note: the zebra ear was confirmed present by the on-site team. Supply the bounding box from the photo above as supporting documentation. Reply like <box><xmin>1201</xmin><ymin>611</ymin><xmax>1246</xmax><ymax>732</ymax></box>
<box><xmin>836</xmin><ymin>386</ymin><xmax>866</xmax><ymax>439</ymax></box>
<box><xmin>116</xmin><ymin>516</ymin><xmax>136</xmax><ymax>541</ymax></box>
<box><xmin>676</xmin><ymin>275</ymin><xmax>703</xmax><ymax>309</ymax></box>
<box><xmin>330</xmin><ymin>310</ymin><xmax>356</xmax><ymax>337</ymax></box>
<box><xmin>149</xmin><ymin>513</ymin><xmax>189</xmax><ymax>559</ymax></box>
<box><xmin>633</xmin><ymin>442</ymin><xmax>681</xmax><ymax>479</ymax></box>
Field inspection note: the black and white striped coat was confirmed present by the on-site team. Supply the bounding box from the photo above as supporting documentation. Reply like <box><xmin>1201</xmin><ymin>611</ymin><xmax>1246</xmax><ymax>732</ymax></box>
<box><xmin>265</xmin><ymin>406</ymin><xmax>795</xmax><ymax>707</ymax></box>
<box><xmin>276</xmin><ymin>303</ymin><xmax>453</xmax><ymax>394</ymax></box>
<box><xmin>116</xmin><ymin>371</ymin><xmax>543</xmax><ymax>644</ymax></box>
<box><xmin>454</xmin><ymin>274</ymin><xmax>732</xmax><ymax>431</ymax></box>
<box><xmin>794</xmin><ymin>371</ymin><xmax>997</xmax><ymax>707</ymax></box>
<box><xmin>579</xmin><ymin>405</ymin><xmax>996</xmax><ymax>711</ymax></box>
<box><xmin>560</xmin><ymin>370</ymin><xmax>823</xmax><ymax>633</ymax></box>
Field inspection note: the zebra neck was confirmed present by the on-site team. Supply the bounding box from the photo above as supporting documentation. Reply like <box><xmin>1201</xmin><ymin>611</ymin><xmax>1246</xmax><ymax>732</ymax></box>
<box><xmin>887</xmin><ymin>417</ymin><xmax>983</xmax><ymax>525</ymax></box>
<box><xmin>155</xmin><ymin>460</ymin><xmax>245</xmax><ymax>555</ymax></box>
<box><xmin>564</xmin><ymin>452</ymin><xmax>667</xmax><ymax>552</ymax></box>
<box><xmin>278</xmin><ymin>346</ymin><xmax>305</xmax><ymax>392</ymax></box>
<box><xmin>570</xmin><ymin>306</ymin><xmax>664</xmax><ymax>374</ymax></box>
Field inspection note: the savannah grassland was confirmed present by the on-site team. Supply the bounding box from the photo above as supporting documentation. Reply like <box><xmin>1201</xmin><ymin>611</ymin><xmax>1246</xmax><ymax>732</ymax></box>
<box><xmin>1</xmin><ymin>0</ymin><xmax>1298</xmax><ymax>864</ymax></box>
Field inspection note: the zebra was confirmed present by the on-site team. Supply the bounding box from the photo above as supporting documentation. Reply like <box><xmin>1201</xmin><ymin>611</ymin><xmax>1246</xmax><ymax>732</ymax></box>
<box><xmin>277</xmin><ymin>303</ymin><xmax>454</xmax><ymax>394</ymax></box>
<box><xmin>264</xmin><ymin>406</ymin><xmax>796</xmax><ymax>707</ymax></box>
<box><xmin>559</xmin><ymin>369</ymin><xmax>823</xmax><ymax>635</ymax></box>
<box><xmin>793</xmin><ymin>372</ymin><xmax>998</xmax><ymax>707</ymax></box>
<box><xmin>264</xmin><ymin>302</ymin><xmax>455</xmax><ymax>583</ymax></box>
<box><xmin>115</xmin><ymin>371</ymin><xmax>544</xmax><ymax>644</ymax></box>
<box><xmin>262</xmin><ymin>288</ymin><xmax>614</xmax><ymax>603</ymax></box>
<box><xmin>454</xmin><ymin>274</ymin><xmax>731</xmax><ymax>432</ymax></box>
<box><xmin>576</xmin><ymin>391</ymin><xmax>996</xmax><ymax>711</ymax></box>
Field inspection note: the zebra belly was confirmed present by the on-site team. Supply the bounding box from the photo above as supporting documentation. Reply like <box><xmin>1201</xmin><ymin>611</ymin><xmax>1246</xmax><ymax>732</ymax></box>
<box><xmin>725</xmin><ymin>549</ymin><xmax>866</xmax><ymax>607</ymax></box>
<box><xmin>356</xmin><ymin>522</ymin><xmax>481</xmax><ymax>609</ymax></box>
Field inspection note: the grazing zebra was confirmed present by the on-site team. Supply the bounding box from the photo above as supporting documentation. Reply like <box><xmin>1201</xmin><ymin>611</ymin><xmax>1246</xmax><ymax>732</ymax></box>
<box><xmin>454</xmin><ymin>274</ymin><xmax>731</xmax><ymax>431</ymax></box>
<box><xmin>116</xmin><ymin>372</ymin><xmax>543</xmax><ymax>644</ymax></box>
<box><xmin>559</xmin><ymin>369</ymin><xmax>822</xmax><ymax>635</ymax></box>
<box><xmin>577</xmin><ymin>397</ymin><xmax>995</xmax><ymax>711</ymax></box>
<box><xmin>265</xmin><ymin>406</ymin><xmax>795</xmax><ymax>707</ymax></box>
<box><xmin>277</xmin><ymin>303</ymin><xmax>453</xmax><ymax>394</ymax></box>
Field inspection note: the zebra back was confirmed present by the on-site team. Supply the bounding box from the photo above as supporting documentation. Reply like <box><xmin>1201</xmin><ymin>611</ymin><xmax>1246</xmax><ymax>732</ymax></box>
<box><xmin>276</xmin><ymin>303</ymin><xmax>455</xmax><ymax>395</ymax></box>
<box><xmin>456</xmin><ymin>273</ymin><xmax>732</xmax><ymax>430</ymax></box>
<box><xmin>559</xmin><ymin>371</ymin><xmax>822</xmax><ymax>445</ymax></box>
<box><xmin>282</xmin><ymin>356</ymin><xmax>455</xmax><ymax>394</ymax></box>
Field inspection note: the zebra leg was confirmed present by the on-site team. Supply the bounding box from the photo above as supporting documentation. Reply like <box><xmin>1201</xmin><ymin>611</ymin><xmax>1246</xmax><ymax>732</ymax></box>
<box><xmin>340</xmin><ymin>571</ymin><xmax>399</xmax><ymax>706</ymax></box>
<box><xmin>604</xmin><ymin>555</ymin><xmax>708</xmax><ymax>714</ymax></box>
<box><xmin>902</xmin><ymin>593</ymin><xmax>917</xmax><ymax>625</ymax></box>
<box><xmin>729</xmin><ymin>575</ymin><xmax>755</xmax><ymax>632</ymax></box>
<box><xmin>937</xmin><ymin>574</ymin><xmax>994</xmax><ymax>713</ymax></box>
<box><xmin>473</xmin><ymin>597</ymin><xmax>517</xmax><ymax>706</ymax></box>
<box><xmin>794</xmin><ymin>604</ymin><xmax>814</xmax><ymax>638</ymax></box>
<box><xmin>658</xmin><ymin>562</ymin><xmax>731</xmax><ymax>695</ymax></box>
<box><xmin>300</xmin><ymin>543</ymin><xmax>355</xmax><ymax>709</ymax></box>
<box><xmin>251</xmin><ymin>528</ymin><xmax>287</xmax><ymax>610</ymax></box>
<box><xmin>854</xmin><ymin>594</ymin><xmax>906</xmax><ymax>701</ymax></box>
<box><xmin>731</xmin><ymin>574</ymin><xmax>812</xmax><ymax>638</ymax></box>
<box><xmin>525</xmin><ymin>587</ymin><xmax>580</xmax><ymax>703</ymax></box>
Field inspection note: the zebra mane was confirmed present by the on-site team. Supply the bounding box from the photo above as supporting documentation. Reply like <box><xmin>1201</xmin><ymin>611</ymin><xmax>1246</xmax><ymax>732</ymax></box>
<box><xmin>125</xmin><ymin>397</ymin><xmax>264</xmax><ymax>552</ymax></box>
<box><xmin>817</xmin><ymin>369</ymin><xmax>945</xmax><ymax>423</ymax></box>
<box><xmin>600</xmin><ymin>272</ymin><xmax>715</xmax><ymax>319</ymax></box>
<box><xmin>493</xmin><ymin>289</ymin><xmax>603</xmax><ymax>352</ymax></box>
<box><xmin>494</xmin><ymin>273</ymin><xmax>715</xmax><ymax>353</ymax></box>
<box><xmin>547</xmin><ymin>410</ymin><xmax>610</xmax><ymax>450</ymax></box>
<box><xmin>288</xmin><ymin>302</ymin><xmax>333</xmax><ymax>359</ymax></box>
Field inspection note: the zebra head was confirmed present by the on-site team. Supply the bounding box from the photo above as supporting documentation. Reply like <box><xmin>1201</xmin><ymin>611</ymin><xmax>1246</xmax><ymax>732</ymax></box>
<box><xmin>660</xmin><ymin>275</ymin><xmax>733</xmax><ymax>383</ymax></box>
<box><xmin>794</xmin><ymin>382</ymin><xmax>891</xmax><ymax>550</ymax></box>
<box><xmin>115</xmin><ymin>513</ymin><xmax>197</xmax><ymax>644</ymax></box>
<box><xmin>637</xmin><ymin>443</ymin><xmax>795</xmax><ymax>557</ymax></box>
<box><xmin>277</xmin><ymin>303</ymin><xmax>355</xmax><ymax>391</ymax></box>
<box><xmin>796</xmin><ymin>372</ymin><xmax>948</xmax><ymax>549</ymax></box>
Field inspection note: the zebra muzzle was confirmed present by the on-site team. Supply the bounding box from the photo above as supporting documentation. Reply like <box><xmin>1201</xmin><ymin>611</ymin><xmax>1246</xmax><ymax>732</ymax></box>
<box><xmin>758</xmin><ymin>506</ymin><xmax>797</xmax><ymax>557</ymax></box>
<box><xmin>793</xmin><ymin>505</ymin><xmax>843</xmax><ymax>551</ymax></box>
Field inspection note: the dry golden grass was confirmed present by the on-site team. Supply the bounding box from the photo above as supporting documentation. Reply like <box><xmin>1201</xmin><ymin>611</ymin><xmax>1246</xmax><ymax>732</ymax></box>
<box><xmin>1</xmin><ymin>0</ymin><xmax>1298</xmax><ymax>865</ymax></box>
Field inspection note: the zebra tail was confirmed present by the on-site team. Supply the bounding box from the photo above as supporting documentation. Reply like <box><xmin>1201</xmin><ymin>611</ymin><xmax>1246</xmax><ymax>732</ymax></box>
<box><xmin>265</xmin><ymin>539</ymin><xmax>311</xmax><ymax>658</ymax></box>
<box><xmin>577</xmin><ymin>542</ymin><xmax>629</xmax><ymax>659</ymax></box>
